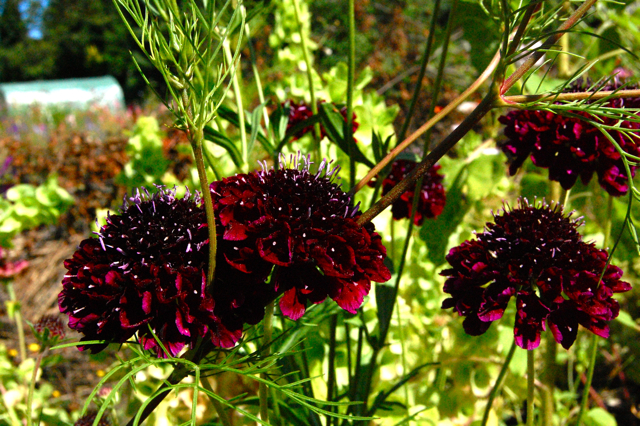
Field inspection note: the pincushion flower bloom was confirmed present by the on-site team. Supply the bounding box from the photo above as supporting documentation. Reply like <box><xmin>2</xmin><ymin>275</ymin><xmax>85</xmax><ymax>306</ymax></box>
<box><xmin>441</xmin><ymin>199</ymin><xmax>631</xmax><ymax>350</ymax></box>
<box><xmin>370</xmin><ymin>159</ymin><xmax>446</xmax><ymax>225</ymax></box>
<box><xmin>59</xmin><ymin>187</ymin><xmax>241</xmax><ymax>357</ymax></box>
<box><xmin>499</xmin><ymin>78</ymin><xmax>640</xmax><ymax>196</ymax></box>
<box><xmin>210</xmin><ymin>154</ymin><xmax>391</xmax><ymax>320</ymax></box>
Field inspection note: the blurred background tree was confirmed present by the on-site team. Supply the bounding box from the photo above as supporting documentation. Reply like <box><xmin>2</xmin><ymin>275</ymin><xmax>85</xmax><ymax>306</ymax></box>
<box><xmin>0</xmin><ymin>0</ymin><xmax>164</xmax><ymax>102</ymax></box>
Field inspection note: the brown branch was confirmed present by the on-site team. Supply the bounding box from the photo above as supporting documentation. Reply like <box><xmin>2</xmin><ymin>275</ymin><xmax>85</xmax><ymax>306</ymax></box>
<box><xmin>350</xmin><ymin>49</ymin><xmax>501</xmax><ymax>195</ymax></box>
<box><xmin>357</xmin><ymin>92</ymin><xmax>497</xmax><ymax>225</ymax></box>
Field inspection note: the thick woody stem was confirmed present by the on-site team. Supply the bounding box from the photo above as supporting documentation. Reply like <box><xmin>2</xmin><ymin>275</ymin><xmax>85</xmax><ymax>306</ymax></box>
<box><xmin>357</xmin><ymin>92</ymin><xmax>497</xmax><ymax>225</ymax></box>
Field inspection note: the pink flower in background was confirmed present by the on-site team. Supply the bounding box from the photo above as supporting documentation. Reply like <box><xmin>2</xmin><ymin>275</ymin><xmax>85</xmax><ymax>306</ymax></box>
<box><xmin>0</xmin><ymin>246</ymin><xmax>28</xmax><ymax>278</ymax></box>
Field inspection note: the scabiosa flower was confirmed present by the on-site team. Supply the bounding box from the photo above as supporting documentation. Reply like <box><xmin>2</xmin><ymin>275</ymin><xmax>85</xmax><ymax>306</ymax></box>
<box><xmin>210</xmin><ymin>153</ymin><xmax>391</xmax><ymax>320</ymax></box>
<box><xmin>0</xmin><ymin>246</ymin><xmax>28</xmax><ymax>278</ymax></box>
<box><xmin>58</xmin><ymin>187</ymin><xmax>241</xmax><ymax>357</ymax></box>
<box><xmin>499</xmin><ymin>77</ymin><xmax>640</xmax><ymax>196</ymax></box>
<box><xmin>441</xmin><ymin>199</ymin><xmax>631</xmax><ymax>350</ymax></box>
<box><xmin>369</xmin><ymin>159</ymin><xmax>446</xmax><ymax>226</ymax></box>
<box><xmin>34</xmin><ymin>314</ymin><xmax>66</xmax><ymax>347</ymax></box>
<box><xmin>284</xmin><ymin>100</ymin><xmax>359</xmax><ymax>142</ymax></box>
<box><xmin>74</xmin><ymin>411</ymin><xmax>110</xmax><ymax>426</ymax></box>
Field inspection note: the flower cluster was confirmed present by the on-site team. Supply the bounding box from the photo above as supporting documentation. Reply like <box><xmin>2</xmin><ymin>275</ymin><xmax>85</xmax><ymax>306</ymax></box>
<box><xmin>441</xmin><ymin>199</ymin><xmax>631</xmax><ymax>350</ymax></box>
<box><xmin>59</xmin><ymin>188</ymin><xmax>241</xmax><ymax>357</ymax></box>
<box><xmin>370</xmin><ymin>159</ymin><xmax>446</xmax><ymax>225</ymax></box>
<box><xmin>59</xmin><ymin>157</ymin><xmax>390</xmax><ymax>355</ymax></box>
<box><xmin>499</xmin><ymin>77</ymin><xmax>640</xmax><ymax>196</ymax></box>
<box><xmin>284</xmin><ymin>100</ymin><xmax>359</xmax><ymax>142</ymax></box>
<box><xmin>211</xmin><ymin>153</ymin><xmax>391</xmax><ymax>320</ymax></box>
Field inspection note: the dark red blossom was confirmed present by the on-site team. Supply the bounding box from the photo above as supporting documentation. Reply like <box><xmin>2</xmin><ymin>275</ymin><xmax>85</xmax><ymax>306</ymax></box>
<box><xmin>35</xmin><ymin>315</ymin><xmax>66</xmax><ymax>337</ymax></box>
<box><xmin>441</xmin><ymin>199</ymin><xmax>631</xmax><ymax>350</ymax></box>
<box><xmin>499</xmin><ymin>77</ymin><xmax>640</xmax><ymax>196</ymax></box>
<box><xmin>59</xmin><ymin>187</ymin><xmax>242</xmax><ymax>357</ymax></box>
<box><xmin>210</xmin><ymin>154</ymin><xmax>390</xmax><ymax>320</ymax></box>
<box><xmin>74</xmin><ymin>411</ymin><xmax>110</xmax><ymax>426</ymax></box>
<box><xmin>284</xmin><ymin>100</ymin><xmax>359</xmax><ymax>142</ymax></box>
<box><xmin>370</xmin><ymin>159</ymin><xmax>446</xmax><ymax>225</ymax></box>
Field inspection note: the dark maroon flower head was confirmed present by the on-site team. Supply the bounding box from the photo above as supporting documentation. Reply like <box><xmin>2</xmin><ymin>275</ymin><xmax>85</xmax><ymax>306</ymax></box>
<box><xmin>284</xmin><ymin>100</ymin><xmax>359</xmax><ymax>142</ymax></box>
<box><xmin>58</xmin><ymin>187</ymin><xmax>241</xmax><ymax>357</ymax></box>
<box><xmin>499</xmin><ymin>77</ymin><xmax>640</xmax><ymax>196</ymax></box>
<box><xmin>74</xmin><ymin>411</ymin><xmax>110</xmax><ymax>426</ymax></box>
<box><xmin>210</xmin><ymin>153</ymin><xmax>391</xmax><ymax>320</ymax></box>
<box><xmin>441</xmin><ymin>199</ymin><xmax>631</xmax><ymax>350</ymax></box>
<box><xmin>370</xmin><ymin>159</ymin><xmax>446</xmax><ymax>226</ymax></box>
<box><xmin>34</xmin><ymin>314</ymin><xmax>66</xmax><ymax>345</ymax></box>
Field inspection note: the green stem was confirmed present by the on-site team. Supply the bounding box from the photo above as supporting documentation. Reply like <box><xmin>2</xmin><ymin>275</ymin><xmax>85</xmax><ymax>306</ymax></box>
<box><xmin>326</xmin><ymin>314</ymin><xmax>338</xmax><ymax>426</ymax></box>
<box><xmin>6</xmin><ymin>283</ymin><xmax>26</xmax><ymax>363</ymax></box>
<box><xmin>397</xmin><ymin>0</ymin><xmax>442</xmax><ymax>143</ymax></box>
<box><xmin>224</xmin><ymin>40</ymin><xmax>248</xmax><ymax>171</ymax></box>
<box><xmin>26</xmin><ymin>350</ymin><xmax>44</xmax><ymax>426</ymax></box>
<box><xmin>558</xmin><ymin>2</ymin><xmax>571</xmax><ymax>79</ymax></box>
<box><xmin>292</xmin><ymin>0</ymin><xmax>321</xmax><ymax>155</ymax></box>
<box><xmin>576</xmin><ymin>334</ymin><xmax>598</xmax><ymax>426</ymax></box>
<box><xmin>201</xmin><ymin>376</ymin><xmax>233</xmax><ymax>426</ymax></box>
<box><xmin>124</xmin><ymin>341</ymin><xmax>213</xmax><ymax>426</ymax></box>
<box><xmin>527</xmin><ymin>349</ymin><xmax>536</xmax><ymax>426</ymax></box>
<box><xmin>480</xmin><ymin>341</ymin><xmax>517</xmax><ymax>426</ymax></box>
<box><xmin>395</xmin><ymin>300</ymin><xmax>409</xmax><ymax>405</ymax></box>
<box><xmin>192</xmin><ymin>136</ymin><xmax>217</xmax><ymax>288</ymax></box>
<box><xmin>541</xmin><ymin>332</ymin><xmax>557</xmax><ymax>426</ymax></box>
<box><xmin>245</xmin><ymin>22</ymin><xmax>271</xmax><ymax>139</ymax></box>
<box><xmin>346</xmin><ymin>0</ymin><xmax>356</xmax><ymax>188</ymax></box>
<box><xmin>259</xmin><ymin>302</ymin><xmax>275</xmax><ymax>424</ymax></box>
<box><xmin>575</xmin><ymin>195</ymin><xmax>613</xmax><ymax>425</ymax></box>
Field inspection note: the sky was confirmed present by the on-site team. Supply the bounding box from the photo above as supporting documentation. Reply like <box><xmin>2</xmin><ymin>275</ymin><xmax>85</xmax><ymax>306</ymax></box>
<box><xmin>18</xmin><ymin>0</ymin><xmax>48</xmax><ymax>39</ymax></box>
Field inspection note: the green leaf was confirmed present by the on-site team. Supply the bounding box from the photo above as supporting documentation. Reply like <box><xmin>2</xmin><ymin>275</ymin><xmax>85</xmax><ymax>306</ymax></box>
<box><xmin>465</xmin><ymin>153</ymin><xmax>503</xmax><ymax>200</ymax></box>
<box><xmin>616</xmin><ymin>310</ymin><xmax>640</xmax><ymax>332</ymax></box>
<box><xmin>584</xmin><ymin>408</ymin><xmax>617</xmax><ymax>426</ymax></box>
<box><xmin>419</xmin><ymin>165</ymin><xmax>471</xmax><ymax>265</ymax></box>
<box><xmin>375</xmin><ymin>282</ymin><xmax>396</xmax><ymax>349</ymax></box>
<box><xmin>454</xmin><ymin>0</ymin><xmax>500</xmax><ymax>72</ymax></box>
<box><xmin>5</xmin><ymin>184</ymin><xmax>36</xmax><ymax>202</ymax></box>
<box><xmin>318</xmin><ymin>102</ymin><xmax>374</xmax><ymax>168</ymax></box>
<box><xmin>217</xmin><ymin>104</ymin><xmax>273</xmax><ymax>154</ymax></box>
<box><xmin>248</xmin><ymin>102</ymin><xmax>268</xmax><ymax>154</ymax></box>
<box><xmin>203</xmin><ymin>125</ymin><xmax>244</xmax><ymax>168</ymax></box>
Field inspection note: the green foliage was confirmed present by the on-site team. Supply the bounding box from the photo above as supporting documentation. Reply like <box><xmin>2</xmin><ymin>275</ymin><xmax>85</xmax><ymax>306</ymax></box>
<box><xmin>15</xmin><ymin>0</ymin><xmax>640</xmax><ymax>425</ymax></box>
<box><xmin>0</xmin><ymin>344</ymin><xmax>72</xmax><ymax>425</ymax></box>
<box><xmin>584</xmin><ymin>408</ymin><xmax>618</xmax><ymax>426</ymax></box>
<box><xmin>0</xmin><ymin>175</ymin><xmax>73</xmax><ymax>247</ymax></box>
<box><xmin>117</xmin><ymin>116</ymin><xmax>169</xmax><ymax>190</ymax></box>
<box><xmin>454</xmin><ymin>0</ymin><xmax>501</xmax><ymax>72</ymax></box>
